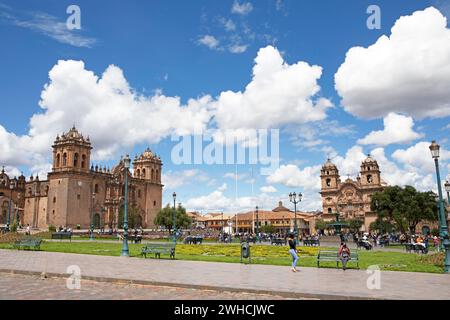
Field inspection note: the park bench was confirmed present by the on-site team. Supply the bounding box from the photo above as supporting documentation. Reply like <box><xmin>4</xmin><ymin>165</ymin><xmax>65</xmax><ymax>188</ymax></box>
<box><xmin>317</xmin><ymin>250</ymin><xmax>359</xmax><ymax>269</ymax></box>
<box><xmin>51</xmin><ymin>232</ymin><xmax>72</xmax><ymax>241</ymax></box>
<box><xmin>270</xmin><ymin>238</ymin><xmax>286</xmax><ymax>246</ymax></box>
<box><xmin>379</xmin><ymin>238</ymin><xmax>389</xmax><ymax>247</ymax></box>
<box><xmin>356</xmin><ymin>240</ymin><xmax>373</xmax><ymax>250</ymax></box>
<box><xmin>303</xmin><ymin>239</ymin><xmax>320</xmax><ymax>247</ymax></box>
<box><xmin>13</xmin><ymin>238</ymin><xmax>42</xmax><ymax>251</ymax></box>
<box><xmin>141</xmin><ymin>243</ymin><xmax>176</xmax><ymax>259</ymax></box>
<box><xmin>129</xmin><ymin>235</ymin><xmax>142</xmax><ymax>244</ymax></box>
<box><xmin>405</xmin><ymin>243</ymin><xmax>428</xmax><ymax>254</ymax></box>
<box><xmin>184</xmin><ymin>236</ymin><xmax>203</xmax><ymax>245</ymax></box>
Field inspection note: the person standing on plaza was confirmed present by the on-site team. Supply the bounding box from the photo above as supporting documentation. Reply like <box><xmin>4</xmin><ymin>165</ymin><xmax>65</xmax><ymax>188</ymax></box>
<box><xmin>288</xmin><ymin>233</ymin><xmax>299</xmax><ymax>272</ymax></box>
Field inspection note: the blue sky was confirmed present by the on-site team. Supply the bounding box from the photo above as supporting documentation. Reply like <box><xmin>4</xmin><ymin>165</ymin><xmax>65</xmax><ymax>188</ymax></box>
<box><xmin>0</xmin><ymin>0</ymin><xmax>449</xmax><ymax>213</ymax></box>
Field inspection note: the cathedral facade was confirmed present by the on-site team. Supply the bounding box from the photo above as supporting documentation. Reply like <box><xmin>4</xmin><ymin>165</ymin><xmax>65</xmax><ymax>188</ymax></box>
<box><xmin>320</xmin><ymin>155</ymin><xmax>387</xmax><ymax>231</ymax></box>
<box><xmin>21</xmin><ymin>126</ymin><xmax>163</xmax><ymax>230</ymax></box>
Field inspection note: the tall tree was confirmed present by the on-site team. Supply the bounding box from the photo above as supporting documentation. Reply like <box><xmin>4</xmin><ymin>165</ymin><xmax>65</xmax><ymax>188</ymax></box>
<box><xmin>371</xmin><ymin>186</ymin><xmax>438</xmax><ymax>234</ymax></box>
<box><xmin>346</xmin><ymin>218</ymin><xmax>364</xmax><ymax>233</ymax></box>
<box><xmin>154</xmin><ymin>203</ymin><xmax>192</xmax><ymax>231</ymax></box>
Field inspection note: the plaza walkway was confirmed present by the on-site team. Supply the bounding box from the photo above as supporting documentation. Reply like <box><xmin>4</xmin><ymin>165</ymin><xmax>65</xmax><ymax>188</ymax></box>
<box><xmin>0</xmin><ymin>249</ymin><xmax>448</xmax><ymax>300</ymax></box>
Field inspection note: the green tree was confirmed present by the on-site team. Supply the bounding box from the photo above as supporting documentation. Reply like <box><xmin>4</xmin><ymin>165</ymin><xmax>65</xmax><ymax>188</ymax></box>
<box><xmin>371</xmin><ymin>186</ymin><xmax>438</xmax><ymax>234</ymax></box>
<box><xmin>154</xmin><ymin>204</ymin><xmax>192</xmax><ymax>231</ymax></box>
<box><xmin>260</xmin><ymin>224</ymin><xmax>275</xmax><ymax>234</ymax></box>
<box><xmin>314</xmin><ymin>219</ymin><xmax>329</xmax><ymax>232</ymax></box>
<box><xmin>346</xmin><ymin>218</ymin><xmax>363</xmax><ymax>233</ymax></box>
<box><xmin>118</xmin><ymin>205</ymin><xmax>143</xmax><ymax>229</ymax></box>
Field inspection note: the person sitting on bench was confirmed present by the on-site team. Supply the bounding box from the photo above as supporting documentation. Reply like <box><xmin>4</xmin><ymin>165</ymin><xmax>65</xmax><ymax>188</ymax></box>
<box><xmin>338</xmin><ymin>242</ymin><xmax>351</xmax><ymax>271</ymax></box>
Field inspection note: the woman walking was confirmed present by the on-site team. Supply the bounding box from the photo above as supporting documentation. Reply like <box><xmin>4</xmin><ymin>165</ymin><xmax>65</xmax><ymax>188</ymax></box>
<box><xmin>288</xmin><ymin>233</ymin><xmax>299</xmax><ymax>272</ymax></box>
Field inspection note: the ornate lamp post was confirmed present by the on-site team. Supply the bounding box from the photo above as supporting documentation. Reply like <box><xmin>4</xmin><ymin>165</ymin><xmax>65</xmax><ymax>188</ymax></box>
<box><xmin>172</xmin><ymin>192</ymin><xmax>177</xmax><ymax>243</ymax></box>
<box><xmin>429</xmin><ymin>141</ymin><xmax>450</xmax><ymax>273</ymax></box>
<box><xmin>121</xmin><ymin>155</ymin><xmax>131</xmax><ymax>257</ymax></box>
<box><xmin>7</xmin><ymin>180</ymin><xmax>15</xmax><ymax>232</ymax></box>
<box><xmin>445</xmin><ymin>181</ymin><xmax>450</xmax><ymax>204</ymax></box>
<box><xmin>90</xmin><ymin>192</ymin><xmax>96</xmax><ymax>241</ymax></box>
<box><xmin>289</xmin><ymin>192</ymin><xmax>302</xmax><ymax>243</ymax></box>
<box><xmin>255</xmin><ymin>206</ymin><xmax>260</xmax><ymax>243</ymax></box>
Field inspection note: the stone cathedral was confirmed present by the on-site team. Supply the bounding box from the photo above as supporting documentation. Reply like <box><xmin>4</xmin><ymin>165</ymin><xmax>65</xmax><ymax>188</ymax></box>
<box><xmin>22</xmin><ymin>126</ymin><xmax>163</xmax><ymax>229</ymax></box>
<box><xmin>320</xmin><ymin>155</ymin><xmax>387</xmax><ymax>231</ymax></box>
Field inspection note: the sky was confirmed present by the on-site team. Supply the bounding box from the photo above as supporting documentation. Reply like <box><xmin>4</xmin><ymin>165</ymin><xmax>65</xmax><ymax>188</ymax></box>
<box><xmin>0</xmin><ymin>0</ymin><xmax>450</xmax><ymax>213</ymax></box>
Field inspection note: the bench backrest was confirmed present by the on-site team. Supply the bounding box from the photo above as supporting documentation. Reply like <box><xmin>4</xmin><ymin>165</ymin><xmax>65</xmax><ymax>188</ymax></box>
<box><xmin>318</xmin><ymin>250</ymin><xmax>358</xmax><ymax>259</ymax></box>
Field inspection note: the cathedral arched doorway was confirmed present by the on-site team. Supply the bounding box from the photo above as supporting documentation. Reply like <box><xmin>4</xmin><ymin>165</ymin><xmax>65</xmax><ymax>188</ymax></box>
<box><xmin>93</xmin><ymin>214</ymin><xmax>101</xmax><ymax>229</ymax></box>
<box><xmin>1</xmin><ymin>201</ymin><xmax>9</xmax><ymax>224</ymax></box>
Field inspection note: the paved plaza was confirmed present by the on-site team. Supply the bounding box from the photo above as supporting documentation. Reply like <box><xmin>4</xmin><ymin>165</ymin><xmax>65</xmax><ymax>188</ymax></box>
<box><xmin>0</xmin><ymin>272</ymin><xmax>294</xmax><ymax>300</ymax></box>
<box><xmin>1</xmin><ymin>249</ymin><xmax>449</xmax><ymax>300</ymax></box>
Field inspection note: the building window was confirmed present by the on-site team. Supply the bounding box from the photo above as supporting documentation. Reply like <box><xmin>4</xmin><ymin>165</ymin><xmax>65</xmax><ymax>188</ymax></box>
<box><xmin>94</xmin><ymin>184</ymin><xmax>99</xmax><ymax>194</ymax></box>
<box><xmin>328</xmin><ymin>208</ymin><xmax>332</xmax><ymax>214</ymax></box>
<box><xmin>153</xmin><ymin>201</ymin><xmax>156</xmax><ymax>207</ymax></box>
<box><xmin>151</xmin><ymin>169</ymin><xmax>154</xmax><ymax>180</ymax></box>
<box><xmin>367</xmin><ymin>175</ymin><xmax>373</xmax><ymax>184</ymax></box>
<box><xmin>136</xmin><ymin>169</ymin><xmax>141</xmax><ymax>178</ymax></box>
<box><xmin>62</xmin><ymin>153</ymin><xmax>67</xmax><ymax>166</ymax></box>
<box><xmin>56</xmin><ymin>154</ymin><xmax>61</xmax><ymax>167</ymax></box>
<box><xmin>142</xmin><ymin>169</ymin><xmax>146</xmax><ymax>178</ymax></box>
<box><xmin>74</xmin><ymin>153</ymin><xmax>79</xmax><ymax>167</ymax></box>
<box><xmin>326</xmin><ymin>178</ymin><xmax>331</xmax><ymax>187</ymax></box>
<box><xmin>53</xmin><ymin>197</ymin><xmax>56</xmax><ymax>204</ymax></box>
<box><xmin>77</xmin><ymin>194</ymin><xmax>81</xmax><ymax>200</ymax></box>
<box><xmin>81</xmin><ymin>155</ymin><xmax>86</xmax><ymax>169</ymax></box>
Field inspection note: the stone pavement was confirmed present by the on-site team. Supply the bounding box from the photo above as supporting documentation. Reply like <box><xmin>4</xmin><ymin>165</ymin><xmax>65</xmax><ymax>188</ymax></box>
<box><xmin>0</xmin><ymin>249</ymin><xmax>449</xmax><ymax>300</ymax></box>
<box><xmin>0</xmin><ymin>272</ymin><xmax>294</xmax><ymax>300</ymax></box>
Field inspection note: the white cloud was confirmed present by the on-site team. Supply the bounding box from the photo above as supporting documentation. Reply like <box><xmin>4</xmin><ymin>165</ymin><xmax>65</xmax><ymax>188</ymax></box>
<box><xmin>392</xmin><ymin>141</ymin><xmax>450</xmax><ymax>175</ymax></box>
<box><xmin>0</xmin><ymin>8</ymin><xmax>96</xmax><ymax>48</ymax></box>
<box><xmin>260</xmin><ymin>185</ymin><xmax>277</xmax><ymax>193</ymax></box>
<box><xmin>218</xmin><ymin>183</ymin><xmax>228</xmax><ymax>192</ymax></box>
<box><xmin>267</xmin><ymin>164</ymin><xmax>322</xmax><ymax>191</ymax></box>
<box><xmin>335</xmin><ymin>7</ymin><xmax>450</xmax><ymax>119</ymax></box>
<box><xmin>232</xmin><ymin>1</ymin><xmax>254</xmax><ymax>15</ymax></box>
<box><xmin>198</xmin><ymin>35</ymin><xmax>220</xmax><ymax>49</ymax></box>
<box><xmin>213</xmin><ymin>46</ymin><xmax>332</xmax><ymax>130</ymax></box>
<box><xmin>229</xmin><ymin>44</ymin><xmax>248</xmax><ymax>54</ymax></box>
<box><xmin>358</xmin><ymin>113</ymin><xmax>422</xmax><ymax>146</ymax></box>
<box><xmin>162</xmin><ymin>170</ymin><xmax>211</xmax><ymax>189</ymax></box>
<box><xmin>219</xmin><ymin>18</ymin><xmax>236</xmax><ymax>32</ymax></box>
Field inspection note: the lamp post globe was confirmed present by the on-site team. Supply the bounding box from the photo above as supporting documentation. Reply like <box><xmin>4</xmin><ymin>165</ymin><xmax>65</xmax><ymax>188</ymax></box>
<box><xmin>429</xmin><ymin>141</ymin><xmax>450</xmax><ymax>273</ymax></box>
<box><xmin>121</xmin><ymin>155</ymin><xmax>131</xmax><ymax>257</ymax></box>
<box><xmin>445</xmin><ymin>180</ymin><xmax>450</xmax><ymax>204</ymax></box>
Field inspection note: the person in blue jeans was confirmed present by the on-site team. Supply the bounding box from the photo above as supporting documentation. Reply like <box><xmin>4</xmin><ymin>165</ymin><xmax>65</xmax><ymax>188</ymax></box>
<box><xmin>288</xmin><ymin>233</ymin><xmax>299</xmax><ymax>272</ymax></box>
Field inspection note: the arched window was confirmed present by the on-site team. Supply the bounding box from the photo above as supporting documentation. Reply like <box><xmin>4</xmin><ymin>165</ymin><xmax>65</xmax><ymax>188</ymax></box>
<box><xmin>156</xmin><ymin>170</ymin><xmax>159</xmax><ymax>181</ymax></box>
<box><xmin>142</xmin><ymin>169</ymin><xmax>146</xmax><ymax>179</ymax></box>
<box><xmin>94</xmin><ymin>184</ymin><xmax>99</xmax><ymax>194</ymax></box>
<box><xmin>151</xmin><ymin>169</ymin><xmax>154</xmax><ymax>180</ymax></box>
<box><xmin>62</xmin><ymin>153</ymin><xmax>67</xmax><ymax>166</ymax></box>
<box><xmin>81</xmin><ymin>155</ymin><xmax>86</xmax><ymax>169</ymax></box>
<box><xmin>136</xmin><ymin>169</ymin><xmax>141</xmax><ymax>178</ymax></box>
<box><xmin>327</xmin><ymin>208</ymin><xmax>332</xmax><ymax>214</ymax></box>
<box><xmin>326</xmin><ymin>178</ymin><xmax>331</xmax><ymax>187</ymax></box>
<box><xmin>74</xmin><ymin>153</ymin><xmax>79</xmax><ymax>167</ymax></box>
<box><xmin>53</xmin><ymin>197</ymin><xmax>57</xmax><ymax>204</ymax></box>
<box><xmin>367</xmin><ymin>175</ymin><xmax>373</xmax><ymax>184</ymax></box>
<box><xmin>56</xmin><ymin>154</ymin><xmax>61</xmax><ymax>168</ymax></box>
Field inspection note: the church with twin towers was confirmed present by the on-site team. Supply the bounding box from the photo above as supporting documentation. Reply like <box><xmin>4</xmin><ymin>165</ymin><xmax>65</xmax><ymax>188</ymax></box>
<box><xmin>22</xmin><ymin>126</ymin><xmax>163</xmax><ymax>229</ymax></box>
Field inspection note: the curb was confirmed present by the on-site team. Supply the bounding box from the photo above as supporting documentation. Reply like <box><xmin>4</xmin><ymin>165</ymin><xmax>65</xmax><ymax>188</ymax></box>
<box><xmin>0</xmin><ymin>269</ymin><xmax>377</xmax><ymax>300</ymax></box>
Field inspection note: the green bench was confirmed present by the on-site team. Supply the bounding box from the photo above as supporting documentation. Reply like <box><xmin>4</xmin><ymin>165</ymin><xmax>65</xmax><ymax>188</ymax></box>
<box><xmin>141</xmin><ymin>243</ymin><xmax>176</xmax><ymax>259</ymax></box>
<box><xmin>317</xmin><ymin>250</ymin><xmax>359</xmax><ymax>269</ymax></box>
<box><xmin>13</xmin><ymin>238</ymin><xmax>42</xmax><ymax>251</ymax></box>
<box><xmin>51</xmin><ymin>232</ymin><xmax>72</xmax><ymax>241</ymax></box>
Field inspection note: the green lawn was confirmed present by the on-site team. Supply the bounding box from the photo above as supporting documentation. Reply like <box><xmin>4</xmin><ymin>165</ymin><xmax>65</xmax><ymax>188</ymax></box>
<box><xmin>0</xmin><ymin>241</ymin><xmax>444</xmax><ymax>274</ymax></box>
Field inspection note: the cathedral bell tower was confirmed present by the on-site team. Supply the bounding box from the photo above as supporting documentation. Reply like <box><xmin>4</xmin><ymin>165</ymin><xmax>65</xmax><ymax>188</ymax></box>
<box><xmin>52</xmin><ymin>126</ymin><xmax>92</xmax><ymax>173</ymax></box>
<box><xmin>360</xmin><ymin>154</ymin><xmax>381</xmax><ymax>187</ymax></box>
<box><xmin>320</xmin><ymin>159</ymin><xmax>340</xmax><ymax>190</ymax></box>
<box><xmin>132</xmin><ymin>148</ymin><xmax>162</xmax><ymax>183</ymax></box>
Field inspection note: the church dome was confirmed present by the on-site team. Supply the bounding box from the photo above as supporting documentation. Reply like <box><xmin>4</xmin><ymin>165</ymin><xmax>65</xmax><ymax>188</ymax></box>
<box><xmin>363</xmin><ymin>154</ymin><xmax>377</xmax><ymax>164</ymax></box>
<box><xmin>141</xmin><ymin>148</ymin><xmax>154</xmax><ymax>160</ymax></box>
<box><xmin>322</xmin><ymin>159</ymin><xmax>337</xmax><ymax>169</ymax></box>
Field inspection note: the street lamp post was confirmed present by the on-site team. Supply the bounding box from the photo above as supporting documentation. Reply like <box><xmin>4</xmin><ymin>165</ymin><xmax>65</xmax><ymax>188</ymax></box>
<box><xmin>445</xmin><ymin>181</ymin><xmax>450</xmax><ymax>204</ymax></box>
<box><xmin>172</xmin><ymin>192</ymin><xmax>177</xmax><ymax>244</ymax></box>
<box><xmin>121</xmin><ymin>155</ymin><xmax>131</xmax><ymax>257</ymax></box>
<box><xmin>7</xmin><ymin>180</ymin><xmax>15</xmax><ymax>232</ymax></box>
<box><xmin>429</xmin><ymin>141</ymin><xmax>450</xmax><ymax>273</ymax></box>
<box><xmin>289</xmin><ymin>192</ymin><xmax>303</xmax><ymax>243</ymax></box>
<box><xmin>255</xmin><ymin>206</ymin><xmax>260</xmax><ymax>243</ymax></box>
<box><xmin>90</xmin><ymin>193</ymin><xmax>96</xmax><ymax>241</ymax></box>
